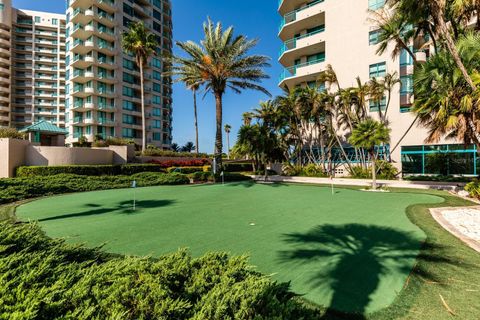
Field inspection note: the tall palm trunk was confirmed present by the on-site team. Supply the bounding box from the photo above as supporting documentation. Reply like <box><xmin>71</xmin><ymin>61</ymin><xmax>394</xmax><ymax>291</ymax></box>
<box><xmin>370</xmin><ymin>150</ymin><xmax>377</xmax><ymax>190</ymax></box>
<box><xmin>193</xmin><ymin>88</ymin><xmax>199</xmax><ymax>154</ymax></box>
<box><xmin>214</xmin><ymin>91</ymin><xmax>223</xmax><ymax>173</ymax></box>
<box><xmin>226</xmin><ymin>131</ymin><xmax>230</xmax><ymax>159</ymax></box>
<box><xmin>139</xmin><ymin>58</ymin><xmax>146</xmax><ymax>152</ymax></box>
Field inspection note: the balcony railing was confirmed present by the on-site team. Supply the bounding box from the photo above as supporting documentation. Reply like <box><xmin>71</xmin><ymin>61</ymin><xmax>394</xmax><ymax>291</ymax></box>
<box><xmin>279</xmin><ymin>25</ymin><xmax>325</xmax><ymax>57</ymax></box>
<box><xmin>279</xmin><ymin>55</ymin><xmax>325</xmax><ymax>82</ymax></box>
<box><xmin>279</xmin><ymin>0</ymin><xmax>324</xmax><ymax>31</ymax></box>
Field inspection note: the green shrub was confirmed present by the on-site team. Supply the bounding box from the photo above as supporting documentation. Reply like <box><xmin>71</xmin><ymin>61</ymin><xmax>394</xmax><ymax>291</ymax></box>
<box><xmin>405</xmin><ymin>175</ymin><xmax>474</xmax><ymax>183</ymax></box>
<box><xmin>166</xmin><ymin>166</ymin><xmax>205</xmax><ymax>174</ymax></box>
<box><xmin>0</xmin><ymin>220</ymin><xmax>318</xmax><ymax>319</ymax></box>
<box><xmin>16</xmin><ymin>164</ymin><xmax>166</xmax><ymax>177</ymax></box>
<box><xmin>92</xmin><ymin>137</ymin><xmax>135</xmax><ymax>147</ymax></box>
<box><xmin>301</xmin><ymin>164</ymin><xmax>327</xmax><ymax>177</ymax></box>
<box><xmin>188</xmin><ymin>171</ymin><xmax>214</xmax><ymax>183</ymax></box>
<box><xmin>283</xmin><ymin>164</ymin><xmax>303</xmax><ymax>176</ymax></box>
<box><xmin>0</xmin><ymin>128</ymin><xmax>26</xmax><ymax>139</ymax></box>
<box><xmin>465</xmin><ymin>180</ymin><xmax>480</xmax><ymax>198</ymax></box>
<box><xmin>223</xmin><ymin>173</ymin><xmax>253</xmax><ymax>182</ymax></box>
<box><xmin>348</xmin><ymin>161</ymin><xmax>399</xmax><ymax>180</ymax></box>
<box><xmin>376</xmin><ymin>160</ymin><xmax>399</xmax><ymax>180</ymax></box>
<box><xmin>0</xmin><ymin>173</ymin><xmax>189</xmax><ymax>204</ymax></box>
<box><xmin>223</xmin><ymin>162</ymin><xmax>254</xmax><ymax>172</ymax></box>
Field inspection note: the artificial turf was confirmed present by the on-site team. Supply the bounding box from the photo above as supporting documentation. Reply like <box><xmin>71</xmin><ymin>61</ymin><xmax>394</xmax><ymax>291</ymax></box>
<box><xmin>16</xmin><ymin>182</ymin><xmax>445</xmax><ymax>315</ymax></box>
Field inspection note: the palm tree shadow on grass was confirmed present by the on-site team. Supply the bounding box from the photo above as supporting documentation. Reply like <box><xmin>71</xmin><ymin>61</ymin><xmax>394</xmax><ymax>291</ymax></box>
<box><xmin>38</xmin><ymin>200</ymin><xmax>176</xmax><ymax>222</ymax></box>
<box><xmin>279</xmin><ymin>224</ymin><xmax>456</xmax><ymax>319</ymax></box>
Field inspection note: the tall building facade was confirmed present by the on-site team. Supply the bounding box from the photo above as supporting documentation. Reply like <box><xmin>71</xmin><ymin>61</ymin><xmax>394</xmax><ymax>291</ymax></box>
<box><xmin>65</xmin><ymin>0</ymin><xmax>173</xmax><ymax>148</ymax></box>
<box><xmin>0</xmin><ymin>1</ymin><xmax>66</xmax><ymax>129</ymax></box>
<box><xmin>278</xmin><ymin>0</ymin><xmax>478</xmax><ymax>176</ymax></box>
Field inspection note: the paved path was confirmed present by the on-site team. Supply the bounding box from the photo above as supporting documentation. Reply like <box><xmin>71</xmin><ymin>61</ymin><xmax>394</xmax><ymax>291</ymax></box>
<box><xmin>253</xmin><ymin>175</ymin><xmax>466</xmax><ymax>191</ymax></box>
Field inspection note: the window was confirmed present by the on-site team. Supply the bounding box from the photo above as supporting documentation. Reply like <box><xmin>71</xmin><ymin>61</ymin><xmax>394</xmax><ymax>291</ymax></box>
<box><xmin>35</xmin><ymin>16</ymin><xmax>41</xmax><ymax>23</ymax></box>
<box><xmin>369</xmin><ymin>30</ymin><xmax>381</xmax><ymax>45</ymax></box>
<box><xmin>153</xmin><ymin>71</ymin><xmax>161</xmax><ymax>80</ymax></box>
<box><xmin>123</xmin><ymin>72</ymin><xmax>135</xmax><ymax>83</ymax></box>
<box><xmin>368</xmin><ymin>0</ymin><xmax>385</xmax><ymax>10</ymax></box>
<box><xmin>153</xmin><ymin>120</ymin><xmax>161</xmax><ymax>128</ymax></box>
<box><xmin>153</xmin><ymin>83</ymin><xmax>161</xmax><ymax>92</ymax></box>
<box><xmin>152</xmin><ymin>58</ymin><xmax>161</xmax><ymax>68</ymax></box>
<box><xmin>306</xmin><ymin>52</ymin><xmax>325</xmax><ymax>64</ymax></box>
<box><xmin>0</xmin><ymin>4</ymin><xmax>4</xmax><ymax>10</ymax></box>
<box><xmin>52</xmin><ymin>18</ymin><xmax>58</xmax><ymax>25</ymax></box>
<box><xmin>153</xmin><ymin>132</ymin><xmax>161</xmax><ymax>141</ymax></box>
<box><xmin>400</xmin><ymin>75</ymin><xmax>413</xmax><ymax>94</ymax></box>
<box><xmin>153</xmin><ymin>95</ymin><xmax>161</xmax><ymax>105</ymax></box>
<box><xmin>122</xmin><ymin>128</ymin><xmax>134</xmax><ymax>138</ymax></box>
<box><xmin>123</xmin><ymin>86</ymin><xmax>134</xmax><ymax>97</ymax></box>
<box><xmin>369</xmin><ymin>96</ymin><xmax>387</xmax><ymax>112</ymax></box>
<box><xmin>123</xmin><ymin>58</ymin><xmax>135</xmax><ymax>70</ymax></box>
<box><xmin>123</xmin><ymin>114</ymin><xmax>135</xmax><ymax>125</ymax></box>
<box><xmin>153</xmin><ymin>107</ymin><xmax>161</xmax><ymax>116</ymax></box>
<box><xmin>307</xmin><ymin>81</ymin><xmax>326</xmax><ymax>92</ymax></box>
<box><xmin>369</xmin><ymin>62</ymin><xmax>386</xmax><ymax>78</ymax></box>
<box><xmin>400</xmin><ymin>48</ymin><xmax>414</xmax><ymax>66</ymax></box>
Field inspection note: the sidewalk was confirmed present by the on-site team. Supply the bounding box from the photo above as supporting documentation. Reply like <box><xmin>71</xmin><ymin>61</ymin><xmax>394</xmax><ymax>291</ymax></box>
<box><xmin>252</xmin><ymin>175</ymin><xmax>466</xmax><ymax>191</ymax></box>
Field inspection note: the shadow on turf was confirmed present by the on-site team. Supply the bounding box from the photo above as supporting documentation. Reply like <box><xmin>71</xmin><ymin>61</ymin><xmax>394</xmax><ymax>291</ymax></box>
<box><xmin>279</xmin><ymin>224</ymin><xmax>456</xmax><ymax>319</ymax></box>
<box><xmin>38</xmin><ymin>200</ymin><xmax>176</xmax><ymax>222</ymax></box>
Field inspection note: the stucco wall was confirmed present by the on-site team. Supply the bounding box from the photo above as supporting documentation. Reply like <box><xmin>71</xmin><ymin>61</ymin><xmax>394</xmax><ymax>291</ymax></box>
<box><xmin>0</xmin><ymin>138</ymin><xmax>30</xmax><ymax>178</ymax></box>
<box><xmin>0</xmin><ymin>139</ymin><xmax>132</xmax><ymax>177</ymax></box>
<box><xmin>25</xmin><ymin>146</ymin><xmax>114</xmax><ymax>166</ymax></box>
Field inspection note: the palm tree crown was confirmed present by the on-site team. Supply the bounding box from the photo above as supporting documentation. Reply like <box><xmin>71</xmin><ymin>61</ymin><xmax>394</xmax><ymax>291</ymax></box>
<box><xmin>168</xmin><ymin>18</ymin><xmax>271</xmax><ymax>172</ymax></box>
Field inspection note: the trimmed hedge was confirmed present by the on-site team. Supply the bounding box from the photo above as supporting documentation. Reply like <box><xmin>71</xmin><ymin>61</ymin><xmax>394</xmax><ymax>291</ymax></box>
<box><xmin>0</xmin><ymin>172</ymin><xmax>189</xmax><ymax>204</ymax></box>
<box><xmin>148</xmin><ymin>159</ymin><xmax>210</xmax><ymax>168</ymax></box>
<box><xmin>142</xmin><ymin>148</ymin><xmax>210</xmax><ymax>158</ymax></box>
<box><xmin>166</xmin><ymin>166</ymin><xmax>209</xmax><ymax>174</ymax></box>
<box><xmin>16</xmin><ymin>164</ymin><xmax>166</xmax><ymax>177</ymax></box>
<box><xmin>223</xmin><ymin>162</ymin><xmax>254</xmax><ymax>172</ymax></box>
<box><xmin>0</xmin><ymin>220</ymin><xmax>318</xmax><ymax>319</ymax></box>
<box><xmin>405</xmin><ymin>175</ymin><xmax>475</xmax><ymax>183</ymax></box>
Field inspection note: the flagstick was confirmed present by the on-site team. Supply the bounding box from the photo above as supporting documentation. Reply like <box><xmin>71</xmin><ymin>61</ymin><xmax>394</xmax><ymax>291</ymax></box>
<box><xmin>133</xmin><ymin>187</ymin><xmax>136</xmax><ymax>211</ymax></box>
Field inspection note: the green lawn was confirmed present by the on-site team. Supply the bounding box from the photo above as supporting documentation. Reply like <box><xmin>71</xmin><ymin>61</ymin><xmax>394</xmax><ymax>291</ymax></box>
<box><xmin>16</xmin><ymin>182</ymin><xmax>450</xmax><ymax>316</ymax></box>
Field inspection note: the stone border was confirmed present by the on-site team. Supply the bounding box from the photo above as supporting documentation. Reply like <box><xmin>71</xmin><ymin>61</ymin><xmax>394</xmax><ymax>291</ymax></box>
<box><xmin>430</xmin><ymin>207</ymin><xmax>480</xmax><ymax>253</ymax></box>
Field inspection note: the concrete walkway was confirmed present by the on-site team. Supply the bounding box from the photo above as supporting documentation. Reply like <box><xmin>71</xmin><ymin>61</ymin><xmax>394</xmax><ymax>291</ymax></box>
<box><xmin>252</xmin><ymin>175</ymin><xmax>466</xmax><ymax>191</ymax></box>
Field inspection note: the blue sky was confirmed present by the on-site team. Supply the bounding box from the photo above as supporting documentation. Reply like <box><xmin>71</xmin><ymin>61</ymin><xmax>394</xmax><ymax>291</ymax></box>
<box><xmin>13</xmin><ymin>0</ymin><xmax>283</xmax><ymax>153</ymax></box>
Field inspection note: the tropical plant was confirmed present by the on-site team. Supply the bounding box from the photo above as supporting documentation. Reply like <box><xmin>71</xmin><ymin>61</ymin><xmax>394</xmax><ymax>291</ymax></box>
<box><xmin>0</xmin><ymin>128</ymin><xmax>26</xmax><ymax>139</ymax></box>
<box><xmin>413</xmin><ymin>33</ymin><xmax>480</xmax><ymax>151</ymax></box>
<box><xmin>180</xmin><ymin>141</ymin><xmax>195</xmax><ymax>153</ymax></box>
<box><xmin>224</xmin><ymin>124</ymin><xmax>231</xmax><ymax>159</ymax></box>
<box><xmin>122</xmin><ymin>22</ymin><xmax>158</xmax><ymax>152</ymax></box>
<box><xmin>171</xmin><ymin>143</ymin><xmax>180</xmax><ymax>152</ymax></box>
<box><xmin>349</xmin><ymin>119</ymin><xmax>391</xmax><ymax>189</ymax></box>
<box><xmin>168</xmin><ymin>18</ymin><xmax>271</xmax><ymax>173</ymax></box>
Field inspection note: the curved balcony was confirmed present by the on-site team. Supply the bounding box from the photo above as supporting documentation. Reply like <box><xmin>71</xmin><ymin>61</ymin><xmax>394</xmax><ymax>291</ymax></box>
<box><xmin>279</xmin><ymin>56</ymin><xmax>326</xmax><ymax>88</ymax></box>
<box><xmin>0</xmin><ymin>115</ymin><xmax>10</xmax><ymax>122</ymax></box>
<box><xmin>279</xmin><ymin>0</ymin><xmax>325</xmax><ymax>40</ymax></box>
<box><xmin>279</xmin><ymin>26</ymin><xmax>325</xmax><ymax>66</ymax></box>
<box><xmin>0</xmin><ymin>38</ymin><xmax>10</xmax><ymax>47</ymax></box>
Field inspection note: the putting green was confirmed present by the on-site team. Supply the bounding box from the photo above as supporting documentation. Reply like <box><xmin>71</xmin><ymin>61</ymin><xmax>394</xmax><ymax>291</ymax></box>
<box><xmin>16</xmin><ymin>182</ymin><xmax>443</xmax><ymax>314</ymax></box>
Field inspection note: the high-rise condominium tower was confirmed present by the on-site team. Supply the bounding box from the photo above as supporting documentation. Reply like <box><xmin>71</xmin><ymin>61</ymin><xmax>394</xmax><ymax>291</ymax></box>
<box><xmin>0</xmin><ymin>0</ymin><xmax>66</xmax><ymax>129</ymax></box>
<box><xmin>278</xmin><ymin>0</ymin><xmax>478</xmax><ymax>176</ymax></box>
<box><xmin>65</xmin><ymin>0</ymin><xmax>173</xmax><ymax>148</ymax></box>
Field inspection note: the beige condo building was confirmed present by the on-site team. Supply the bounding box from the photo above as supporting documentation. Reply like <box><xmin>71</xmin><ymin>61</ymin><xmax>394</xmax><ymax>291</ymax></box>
<box><xmin>65</xmin><ymin>0</ymin><xmax>173</xmax><ymax>148</ymax></box>
<box><xmin>0</xmin><ymin>1</ymin><xmax>66</xmax><ymax>129</ymax></box>
<box><xmin>278</xmin><ymin>0</ymin><xmax>478</xmax><ymax>176</ymax></box>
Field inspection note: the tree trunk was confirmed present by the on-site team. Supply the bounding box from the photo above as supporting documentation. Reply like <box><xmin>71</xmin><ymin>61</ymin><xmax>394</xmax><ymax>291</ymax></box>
<box><xmin>431</xmin><ymin>0</ymin><xmax>476</xmax><ymax>92</ymax></box>
<box><xmin>226</xmin><ymin>132</ymin><xmax>230</xmax><ymax>159</ymax></box>
<box><xmin>139</xmin><ymin>58</ymin><xmax>146</xmax><ymax>153</ymax></box>
<box><xmin>371</xmin><ymin>150</ymin><xmax>377</xmax><ymax>190</ymax></box>
<box><xmin>214</xmin><ymin>91</ymin><xmax>223</xmax><ymax>174</ymax></box>
<box><xmin>193</xmin><ymin>88</ymin><xmax>199</xmax><ymax>154</ymax></box>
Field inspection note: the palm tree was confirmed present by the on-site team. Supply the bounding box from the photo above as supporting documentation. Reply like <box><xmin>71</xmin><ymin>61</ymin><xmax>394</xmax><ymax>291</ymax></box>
<box><xmin>169</xmin><ymin>18</ymin><xmax>271</xmax><ymax>172</ymax></box>
<box><xmin>181</xmin><ymin>141</ymin><xmax>195</xmax><ymax>153</ymax></box>
<box><xmin>412</xmin><ymin>33</ymin><xmax>480</xmax><ymax>151</ymax></box>
<box><xmin>122</xmin><ymin>22</ymin><xmax>158</xmax><ymax>153</ymax></box>
<box><xmin>349</xmin><ymin>119</ymin><xmax>391</xmax><ymax>189</ymax></box>
<box><xmin>224</xmin><ymin>124</ymin><xmax>231</xmax><ymax>159</ymax></box>
<box><xmin>171</xmin><ymin>143</ymin><xmax>180</xmax><ymax>152</ymax></box>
